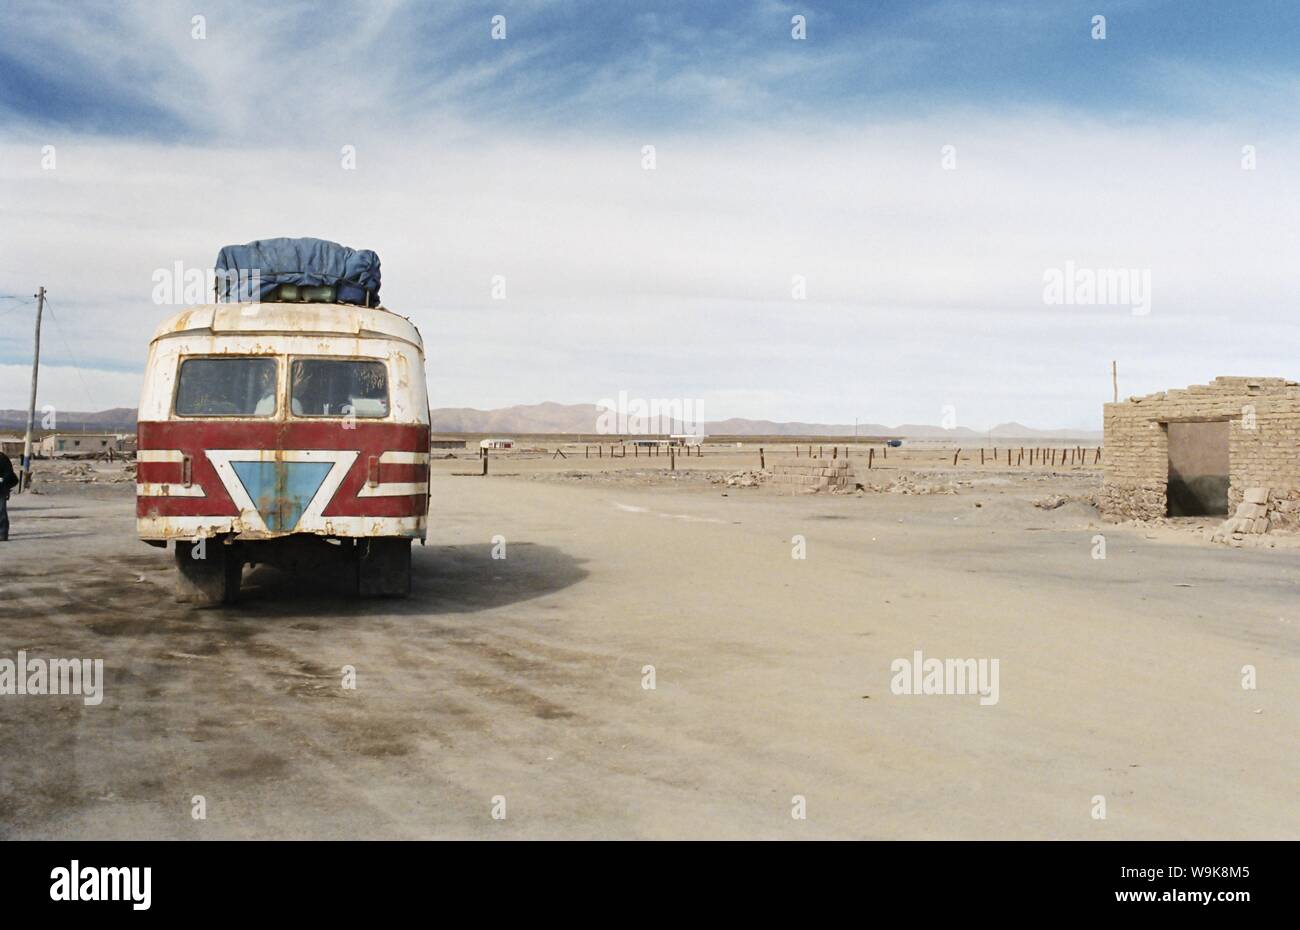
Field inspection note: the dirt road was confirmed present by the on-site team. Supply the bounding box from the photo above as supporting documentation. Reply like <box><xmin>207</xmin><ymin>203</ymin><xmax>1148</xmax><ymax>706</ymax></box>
<box><xmin>2</xmin><ymin>460</ymin><xmax>1296</xmax><ymax>839</ymax></box>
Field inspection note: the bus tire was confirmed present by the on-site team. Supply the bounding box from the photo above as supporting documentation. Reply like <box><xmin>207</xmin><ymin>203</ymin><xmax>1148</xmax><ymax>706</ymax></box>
<box><xmin>357</xmin><ymin>538</ymin><xmax>411</xmax><ymax>598</ymax></box>
<box><xmin>174</xmin><ymin>539</ymin><xmax>241</xmax><ymax>606</ymax></box>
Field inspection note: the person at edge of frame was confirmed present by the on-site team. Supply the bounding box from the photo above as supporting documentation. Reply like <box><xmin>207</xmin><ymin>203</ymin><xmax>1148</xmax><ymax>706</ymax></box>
<box><xmin>0</xmin><ymin>449</ymin><xmax>19</xmax><ymax>541</ymax></box>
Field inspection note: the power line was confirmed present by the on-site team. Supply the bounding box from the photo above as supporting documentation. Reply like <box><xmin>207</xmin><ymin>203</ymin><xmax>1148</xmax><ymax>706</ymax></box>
<box><xmin>0</xmin><ymin>295</ymin><xmax>33</xmax><ymax>317</ymax></box>
<box><xmin>41</xmin><ymin>297</ymin><xmax>101</xmax><ymax>411</ymax></box>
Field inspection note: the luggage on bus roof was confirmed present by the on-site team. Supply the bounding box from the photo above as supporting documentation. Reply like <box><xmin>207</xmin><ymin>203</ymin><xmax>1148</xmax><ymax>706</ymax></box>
<box><xmin>214</xmin><ymin>237</ymin><xmax>381</xmax><ymax>307</ymax></box>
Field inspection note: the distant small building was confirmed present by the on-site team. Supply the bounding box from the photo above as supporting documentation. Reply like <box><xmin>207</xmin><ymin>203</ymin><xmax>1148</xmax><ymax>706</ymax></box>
<box><xmin>38</xmin><ymin>433</ymin><xmax>123</xmax><ymax>456</ymax></box>
<box><xmin>479</xmin><ymin>438</ymin><xmax>515</xmax><ymax>450</ymax></box>
<box><xmin>670</xmin><ymin>433</ymin><xmax>705</xmax><ymax>446</ymax></box>
<box><xmin>0</xmin><ymin>434</ymin><xmax>26</xmax><ymax>458</ymax></box>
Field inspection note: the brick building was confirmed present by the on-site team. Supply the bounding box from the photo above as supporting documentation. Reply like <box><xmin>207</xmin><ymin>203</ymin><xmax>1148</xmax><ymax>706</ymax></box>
<box><xmin>36</xmin><ymin>433</ymin><xmax>131</xmax><ymax>457</ymax></box>
<box><xmin>1100</xmin><ymin>377</ymin><xmax>1300</xmax><ymax>536</ymax></box>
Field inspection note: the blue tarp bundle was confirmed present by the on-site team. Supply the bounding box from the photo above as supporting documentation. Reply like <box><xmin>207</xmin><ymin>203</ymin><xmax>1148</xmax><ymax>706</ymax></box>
<box><xmin>214</xmin><ymin>237</ymin><xmax>381</xmax><ymax>306</ymax></box>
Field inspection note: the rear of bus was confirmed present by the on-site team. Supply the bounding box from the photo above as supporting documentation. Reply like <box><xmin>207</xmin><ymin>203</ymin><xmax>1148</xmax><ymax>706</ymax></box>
<box><xmin>136</xmin><ymin>301</ymin><xmax>430</xmax><ymax>602</ymax></box>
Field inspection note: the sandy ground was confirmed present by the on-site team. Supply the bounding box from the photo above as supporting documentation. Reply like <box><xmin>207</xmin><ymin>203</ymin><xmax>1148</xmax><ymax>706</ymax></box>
<box><xmin>1</xmin><ymin>446</ymin><xmax>1297</xmax><ymax>839</ymax></box>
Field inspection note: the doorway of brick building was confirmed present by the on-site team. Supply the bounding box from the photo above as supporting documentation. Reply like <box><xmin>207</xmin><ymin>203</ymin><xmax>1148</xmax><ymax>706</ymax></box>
<box><xmin>1166</xmin><ymin>420</ymin><xmax>1230</xmax><ymax>516</ymax></box>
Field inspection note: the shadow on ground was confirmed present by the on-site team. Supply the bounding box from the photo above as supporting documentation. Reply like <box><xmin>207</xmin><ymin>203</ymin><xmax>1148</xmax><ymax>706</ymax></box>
<box><xmin>233</xmin><ymin>542</ymin><xmax>588</xmax><ymax>618</ymax></box>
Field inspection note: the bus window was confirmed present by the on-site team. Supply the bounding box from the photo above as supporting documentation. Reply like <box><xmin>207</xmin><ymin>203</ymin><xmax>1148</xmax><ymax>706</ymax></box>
<box><xmin>291</xmin><ymin>359</ymin><xmax>389</xmax><ymax>418</ymax></box>
<box><xmin>175</xmin><ymin>357</ymin><xmax>278</xmax><ymax>417</ymax></box>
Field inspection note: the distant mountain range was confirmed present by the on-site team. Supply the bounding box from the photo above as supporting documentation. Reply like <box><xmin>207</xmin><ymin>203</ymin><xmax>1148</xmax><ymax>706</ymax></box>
<box><xmin>1</xmin><ymin>403</ymin><xmax>1100</xmax><ymax>440</ymax></box>
<box><xmin>0</xmin><ymin>408</ymin><xmax>139</xmax><ymax>433</ymax></box>
<box><xmin>697</xmin><ymin>417</ymin><xmax>1100</xmax><ymax>440</ymax></box>
<box><xmin>430</xmin><ymin>403</ymin><xmax>1100</xmax><ymax>439</ymax></box>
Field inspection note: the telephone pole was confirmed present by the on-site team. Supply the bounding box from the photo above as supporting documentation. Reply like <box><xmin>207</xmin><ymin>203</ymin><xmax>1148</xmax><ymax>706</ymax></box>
<box><xmin>1111</xmin><ymin>360</ymin><xmax>1118</xmax><ymax>404</ymax></box>
<box><xmin>20</xmin><ymin>286</ymin><xmax>45</xmax><ymax>493</ymax></box>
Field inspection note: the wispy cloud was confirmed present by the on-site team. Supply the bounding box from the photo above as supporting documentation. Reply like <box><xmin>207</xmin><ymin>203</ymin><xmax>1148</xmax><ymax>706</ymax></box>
<box><xmin>8</xmin><ymin>0</ymin><xmax>1296</xmax><ymax>143</ymax></box>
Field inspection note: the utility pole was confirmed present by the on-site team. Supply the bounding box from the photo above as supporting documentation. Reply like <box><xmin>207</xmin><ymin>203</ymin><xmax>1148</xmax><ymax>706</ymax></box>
<box><xmin>1111</xmin><ymin>360</ymin><xmax>1118</xmax><ymax>404</ymax></box>
<box><xmin>20</xmin><ymin>287</ymin><xmax>45</xmax><ymax>493</ymax></box>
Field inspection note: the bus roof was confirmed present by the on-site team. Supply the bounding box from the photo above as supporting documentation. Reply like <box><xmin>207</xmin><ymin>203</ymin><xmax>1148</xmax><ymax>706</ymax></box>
<box><xmin>150</xmin><ymin>302</ymin><xmax>423</xmax><ymax>350</ymax></box>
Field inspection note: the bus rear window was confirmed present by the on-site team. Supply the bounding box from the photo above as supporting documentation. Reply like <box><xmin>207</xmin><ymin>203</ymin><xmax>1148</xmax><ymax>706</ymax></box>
<box><xmin>291</xmin><ymin>359</ymin><xmax>389</xmax><ymax>418</ymax></box>
<box><xmin>175</xmin><ymin>357</ymin><xmax>277</xmax><ymax>417</ymax></box>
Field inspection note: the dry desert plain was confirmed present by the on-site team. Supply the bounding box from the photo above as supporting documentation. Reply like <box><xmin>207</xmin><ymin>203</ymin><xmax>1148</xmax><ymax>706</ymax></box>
<box><xmin>1</xmin><ymin>440</ymin><xmax>1297</xmax><ymax>839</ymax></box>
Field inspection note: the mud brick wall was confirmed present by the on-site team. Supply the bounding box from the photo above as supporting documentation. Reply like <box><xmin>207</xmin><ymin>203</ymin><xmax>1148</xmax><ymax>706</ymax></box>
<box><xmin>1101</xmin><ymin>376</ymin><xmax>1300</xmax><ymax>521</ymax></box>
<box><xmin>771</xmin><ymin>458</ymin><xmax>856</xmax><ymax>492</ymax></box>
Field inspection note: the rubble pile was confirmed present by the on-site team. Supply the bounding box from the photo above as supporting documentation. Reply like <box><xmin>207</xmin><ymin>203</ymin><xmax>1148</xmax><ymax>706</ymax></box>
<box><xmin>54</xmin><ymin>462</ymin><xmax>135</xmax><ymax>484</ymax></box>
<box><xmin>716</xmin><ymin>471</ymin><xmax>766</xmax><ymax>488</ymax></box>
<box><xmin>859</xmin><ymin>474</ymin><xmax>959</xmax><ymax>496</ymax></box>
<box><xmin>1033</xmin><ymin>490</ymin><xmax>1097</xmax><ymax>509</ymax></box>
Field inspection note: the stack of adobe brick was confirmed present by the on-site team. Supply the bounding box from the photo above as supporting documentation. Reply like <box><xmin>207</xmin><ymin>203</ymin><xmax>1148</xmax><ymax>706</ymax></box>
<box><xmin>1209</xmin><ymin>487</ymin><xmax>1300</xmax><ymax>546</ymax></box>
<box><xmin>771</xmin><ymin>458</ymin><xmax>857</xmax><ymax>493</ymax></box>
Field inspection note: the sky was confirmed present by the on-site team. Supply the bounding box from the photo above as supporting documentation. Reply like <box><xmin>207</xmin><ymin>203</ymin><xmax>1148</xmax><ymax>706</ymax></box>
<box><xmin>1</xmin><ymin>0</ymin><xmax>1298</xmax><ymax>431</ymax></box>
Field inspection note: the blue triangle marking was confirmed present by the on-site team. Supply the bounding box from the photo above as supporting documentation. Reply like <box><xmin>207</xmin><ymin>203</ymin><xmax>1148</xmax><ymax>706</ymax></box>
<box><xmin>231</xmin><ymin>461</ymin><xmax>334</xmax><ymax>532</ymax></box>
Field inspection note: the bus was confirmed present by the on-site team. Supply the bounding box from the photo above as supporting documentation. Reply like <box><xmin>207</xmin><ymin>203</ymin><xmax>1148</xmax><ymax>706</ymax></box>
<box><xmin>136</xmin><ymin>298</ymin><xmax>430</xmax><ymax>604</ymax></box>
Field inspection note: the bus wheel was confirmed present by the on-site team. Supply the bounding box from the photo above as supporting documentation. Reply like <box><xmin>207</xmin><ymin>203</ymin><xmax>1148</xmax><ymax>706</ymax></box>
<box><xmin>174</xmin><ymin>539</ymin><xmax>242</xmax><ymax>606</ymax></box>
<box><xmin>357</xmin><ymin>538</ymin><xmax>411</xmax><ymax>598</ymax></box>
